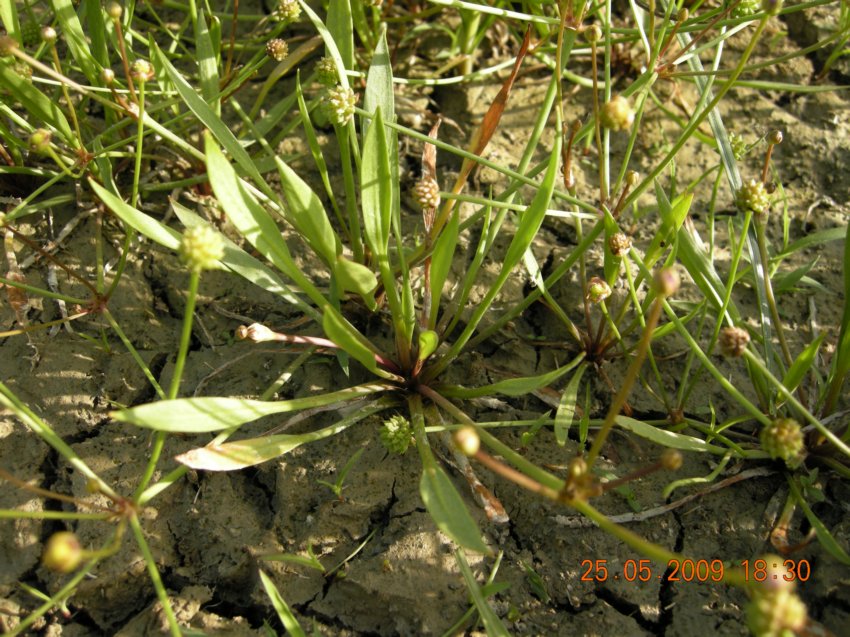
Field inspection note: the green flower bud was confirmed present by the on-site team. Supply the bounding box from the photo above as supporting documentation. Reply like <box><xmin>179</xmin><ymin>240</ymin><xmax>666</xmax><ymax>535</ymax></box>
<box><xmin>107</xmin><ymin>2</ymin><xmax>123</xmax><ymax>20</ymax></box>
<box><xmin>746</xmin><ymin>587</ymin><xmax>806</xmax><ymax>637</ymax></box>
<box><xmin>660</xmin><ymin>448</ymin><xmax>683</xmax><ymax>471</ymax></box>
<box><xmin>719</xmin><ymin>326</ymin><xmax>750</xmax><ymax>357</ymax></box>
<box><xmin>453</xmin><ymin>426</ymin><xmax>480</xmax><ymax>457</ymax></box>
<box><xmin>179</xmin><ymin>225</ymin><xmax>224</xmax><ymax>271</ymax></box>
<box><xmin>760</xmin><ymin>418</ymin><xmax>805</xmax><ymax>468</ymax></box>
<box><xmin>380</xmin><ymin>415</ymin><xmax>412</xmax><ymax>455</ymax></box>
<box><xmin>768</xmin><ymin>130</ymin><xmax>783</xmax><ymax>145</ymax></box>
<box><xmin>41</xmin><ymin>26</ymin><xmax>58</xmax><ymax>44</ymax></box>
<box><xmin>130</xmin><ymin>59</ymin><xmax>155</xmax><ymax>83</ymax></box>
<box><xmin>316</xmin><ymin>56</ymin><xmax>338</xmax><ymax>86</ymax></box>
<box><xmin>101</xmin><ymin>68</ymin><xmax>116</xmax><ymax>85</ymax></box>
<box><xmin>585</xmin><ymin>24</ymin><xmax>602</xmax><ymax>44</ymax></box>
<box><xmin>28</xmin><ymin>128</ymin><xmax>52</xmax><ymax>154</ymax></box>
<box><xmin>735</xmin><ymin>178</ymin><xmax>771</xmax><ymax>215</ymax></box>
<box><xmin>276</xmin><ymin>0</ymin><xmax>302</xmax><ymax>23</ymax></box>
<box><xmin>266</xmin><ymin>38</ymin><xmax>289</xmax><ymax>62</ymax></box>
<box><xmin>413</xmin><ymin>176</ymin><xmax>440</xmax><ymax>210</ymax></box>
<box><xmin>42</xmin><ymin>531</ymin><xmax>83</xmax><ymax>573</ymax></box>
<box><xmin>654</xmin><ymin>268</ymin><xmax>680</xmax><ymax>297</ymax></box>
<box><xmin>586</xmin><ymin>276</ymin><xmax>612</xmax><ymax>304</ymax></box>
<box><xmin>325</xmin><ymin>85</ymin><xmax>356</xmax><ymax>126</ymax></box>
<box><xmin>600</xmin><ymin>96</ymin><xmax>634</xmax><ymax>132</ymax></box>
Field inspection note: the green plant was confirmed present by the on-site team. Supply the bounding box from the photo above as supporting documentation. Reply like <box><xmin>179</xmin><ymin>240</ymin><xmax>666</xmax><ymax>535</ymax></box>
<box><xmin>1</xmin><ymin>0</ymin><xmax>849</xmax><ymax>635</ymax></box>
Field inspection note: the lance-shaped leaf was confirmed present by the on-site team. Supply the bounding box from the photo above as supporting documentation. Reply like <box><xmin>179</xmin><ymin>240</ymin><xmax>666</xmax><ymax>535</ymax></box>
<box><xmin>0</xmin><ymin>64</ymin><xmax>75</xmax><ymax>146</ymax></box>
<box><xmin>112</xmin><ymin>383</ymin><xmax>389</xmax><ymax>432</ymax></box>
<box><xmin>455</xmin><ymin>550</ymin><xmax>510</xmax><ymax>637</ymax></box>
<box><xmin>615</xmin><ymin>416</ymin><xmax>724</xmax><ymax>453</ymax></box>
<box><xmin>440</xmin><ymin>354</ymin><xmax>585</xmax><ymax>399</ymax></box>
<box><xmin>781</xmin><ymin>334</ymin><xmax>824</xmax><ymax>395</ymax></box>
<box><xmin>420</xmin><ymin>465</ymin><xmax>491</xmax><ymax>554</ymax></box>
<box><xmin>195</xmin><ymin>7</ymin><xmax>220</xmax><ymax>113</ymax></box>
<box><xmin>156</xmin><ymin>43</ymin><xmax>266</xmax><ymax>190</ymax></box>
<box><xmin>322</xmin><ymin>308</ymin><xmax>399</xmax><ymax>381</ymax></box>
<box><xmin>275</xmin><ymin>157</ymin><xmax>340</xmax><ymax>267</ymax></box>
<box><xmin>50</xmin><ymin>0</ymin><xmax>99</xmax><ymax>84</ymax></box>
<box><xmin>90</xmin><ymin>180</ymin><xmax>181</xmax><ymax>251</ymax></box>
<box><xmin>555</xmin><ymin>363</ymin><xmax>587</xmax><ymax>446</ymax></box>
<box><xmin>176</xmin><ymin>399</ymin><xmax>390</xmax><ymax>470</ymax></box>
<box><xmin>259</xmin><ymin>571</ymin><xmax>307</xmax><ymax>637</ymax></box>
<box><xmin>299</xmin><ymin>0</ymin><xmax>350</xmax><ymax>89</ymax></box>
<box><xmin>361</xmin><ymin>107</ymin><xmax>391</xmax><ymax>256</ymax></box>
<box><xmin>334</xmin><ymin>256</ymin><xmax>378</xmax><ymax>308</ymax></box>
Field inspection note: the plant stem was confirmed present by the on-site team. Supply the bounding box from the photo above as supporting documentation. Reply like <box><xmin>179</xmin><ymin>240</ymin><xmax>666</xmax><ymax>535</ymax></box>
<box><xmin>129</xmin><ymin>515</ymin><xmax>181</xmax><ymax>636</ymax></box>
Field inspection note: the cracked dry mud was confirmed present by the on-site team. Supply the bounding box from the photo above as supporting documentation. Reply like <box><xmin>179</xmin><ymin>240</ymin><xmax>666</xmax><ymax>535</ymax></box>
<box><xmin>2</xmin><ymin>6</ymin><xmax>850</xmax><ymax>637</ymax></box>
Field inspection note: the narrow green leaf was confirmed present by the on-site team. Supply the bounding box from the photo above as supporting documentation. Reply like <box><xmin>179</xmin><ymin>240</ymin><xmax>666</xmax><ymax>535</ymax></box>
<box><xmin>824</xmin><ymin>220</ymin><xmax>850</xmax><ymax>413</ymax></box>
<box><xmin>322</xmin><ymin>308</ymin><xmax>395</xmax><ymax>380</ymax></box>
<box><xmin>204</xmin><ymin>132</ymin><xmax>327</xmax><ymax>308</ymax></box>
<box><xmin>195</xmin><ymin>8</ymin><xmax>220</xmax><ymax>113</ymax></box>
<box><xmin>428</xmin><ymin>209</ymin><xmax>458</xmax><ymax>328</ymax></box>
<box><xmin>363</xmin><ymin>29</ymin><xmax>394</xmax><ymax>136</ymax></box>
<box><xmin>259</xmin><ymin>571</ymin><xmax>307</xmax><ymax>637</ymax></box>
<box><xmin>781</xmin><ymin>335</ymin><xmax>825</xmax><ymax>395</ymax></box>
<box><xmin>361</xmin><ymin>107</ymin><xmax>391</xmax><ymax>255</ymax></box>
<box><xmin>170</xmin><ymin>199</ymin><xmax>320</xmax><ymax>320</ymax></box>
<box><xmin>50</xmin><ymin>0</ymin><xmax>99</xmax><ymax>83</ymax></box>
<box><xmin>176</xmin><ymin>400</ymin><xmax>387</xmax><ymax>470</ymax></box>
<box><xmin>89</xmin><ymin>180</ymin><xmax>181</xmax><ymax>250</ymax></box>
<box><xmin>420</xmin><ymin>466</ymin><xmax>490</xmax><ymax>554</ymax></box>
<box><xmin>326</xmin><ymin>0</ymin><xmax>354</xmax><ymax>70</ymax></box>
<box><xmin>334</xmin><ymin>256</ymin><xmax>377</xmax><ymax>306</ymax></box>
<box><xmin>773</xmin><ymin>258</ymin><xmax>820</xmax><ymax>295</ymax></box>
<box><xmin>418</xmin><ymin>330</ymin><xmax>439</xmax><ymax>361</ymax></box>
<box><xmin>455</xmin><ymin>550</ymin><xmax>510</xmax><ymax>637</ymax></box>
<box><xmin>81</xmin><ymin>0</ymin><xmax>108</xmax><ymax>68</ymax></box>
<box><xmin>275</xmin><ymin>157</ymin><xmax>340</xmax><ymax>267</ymax></box>
<box><xmin>554</xmin><ymin>363</ymin><xmax>587</xmax><ymax>446</ymax></box>
<box><xmin>615</xmin><ymin>416</ymin><xmax>724</xmax><ymax>453</ymax></box>
<box><xmin>0</xmin><ymin>64</ymin><xmax>75</xmax><ymax>146</ymax></box>
<box><xmin>778</xmin><ymin>227</ymin><xmax>845</xmax><ymax>259</ymax></box>
<box><xmin>155</xmin><ymin>43</ymin><xmax>267</xmax><ymax>189</ymax></box>
<box><xmin>442</xmin><ymin>354</ymin><xmax>584</xmax><ymax>399</ymax></box>
<box><xmin>0</xmin><ymin>2</ymin><xmax>21</xmax><ymax>42</ymax></box>
<box><xmin>789</xmin><ymin>476</ymin><xmax>850</xmax><ymax>566</ymax></box>
<box><xmin>112</xmin><ymin>383</ymin><xmax>388</xmax><ymax>432</ymax></box>
<box><xmin>299</xmin><ymin>0</ymin><xmax>350</xmax><ymax>89</ymax></box>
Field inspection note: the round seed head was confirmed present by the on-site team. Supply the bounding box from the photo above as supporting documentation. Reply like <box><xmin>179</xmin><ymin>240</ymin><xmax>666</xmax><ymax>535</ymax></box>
<box><xmin>42</xmin><ymin>531</ymin><xmax>83</xmax><ymax>573</ymax></box>
<box><xmin>586</xmin><ymin>276</ymin><xmax>612</xmax><ymax>304</ymax></box>
<box><xmin>625</xmin><ymin>170</ymin><xmax>640</xmax><ymax>187</ymax></box>
<box><xmin>585</xmin><ymin>24</ymin><xmax>602</xmax><ymax>43</ymax></box>
<box><xmin>41</xmin><ymin>26</ymin><xmax>57</xmax><ymax>44</ymax></box>
<box><xmin>0</xmin><ymin>35</ymin><xmax>20</xmax><ymax>57</ymax></box>
<box><xmin>130</xmin><ymin>59</ymin><xmax>155</xmax><ymax>83</ymax></box>
<box><xmin>654</xmin><ymin>268</ymin><xmax>680</xmax><ymax>297</ymax></box>
<box><xmin>413</xmin><ymin>176</ymin><xmax>440</xmax><ymax>210</ymax></box>
<box><xmin>107</xmin><ymin>2</ymin><xmax>123</xmax><ymax>19</ymax></box>
<box><xmin>660</xmin><ymin>448</ymin><xmax>683</xmax><ymax>471</ymax></box>
<box><xmin>453</xmin><ymin>426</ymin><xmax>480</xmax><ymax>457</ymax></box>
<box><xmin>761</xmin><ymin>418</ymin><xmax>805</xmax><ymax>468</ymax></box>
<box><xmin>746</xmin><ymin>588</ymin><xmax>807</xmax><ymax>637</ymax></box>
<box><xmin>276</xmin><ymin>0</ymin><xmax>302</xmax><ymax>23</ymax></box>
<box><xmin>325</xmin><ymin>85</ymin><xmax>356</xmax><ymax>126</ymax></box>
<box><xmin>179</xmin><ymin>224</ymin><xmax>224</xmax><ymax>271</ymax></box>
<box><xmin>769</xmin><ymin>130</ymin><xmax>783</xmax><ymax>145</ymax></box>
<box><xmin>719</xmin><ymin>326</ymin><xmax>750</xmax><ymax>357</ymax></box>
<box><xmin>380</xmin><ymin>415</ymin><xmax>412</xmax><ymax>455</ymax></box>
<box><xmin>266</xmin><ymin>38</ymin><xmax>289</xmax><ymax>61</ymax></box>
<box><xmin>100</xmin><ymin>67</ymin><xmax>116</xmax><ymax>85</ymax></box>
<box><xmin>316</xmin><ymin>56</ymin><xmax>338</xmax><ymax>86</ymax></box>
<box><xmin>600</xmin><ymin>95</ymin><xmax>635</xmax><ymax>132</ymax></box>
<box><xmin>735</xmin><ymin>178</ymin><xmax>771</xmax><ymax>215</ymax></box>
<box><xmin>28</xmin><ymin>128</ymin><xmax>52</xmax><ymax>154</ymax></box>
<box><xmin>21</xmin><ymin>21</ymin><xmax>41</xmax><ymax>47</ymax></box>
<box><xmin>608</xmin><ymin>232</ymin><xmax>632</xmax><ymax>258</ymax></box>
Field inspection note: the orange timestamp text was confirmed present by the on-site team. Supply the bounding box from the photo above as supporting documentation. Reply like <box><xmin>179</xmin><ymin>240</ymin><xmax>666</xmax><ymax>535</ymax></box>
<box><xmin>580</xmin><ymin>558</ymin><xmax>811</xmax><ymax>584</ymax></box>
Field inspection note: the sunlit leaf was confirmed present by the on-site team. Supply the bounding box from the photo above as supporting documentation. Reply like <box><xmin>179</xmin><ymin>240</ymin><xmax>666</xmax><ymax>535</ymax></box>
<box><xmin>259</xmin><ymin>571</ymin><xmax>307</xmax><ymax>637</ymax></box>
<box><xmin>615</xmin><ymin>416</ymin><xmax>724</xmax><ymax>453</ymax></box>
<box><xmin>555</xmin><ymin>363</ymin><xmax>587</xmax><ymax>446</ymax></box>
<box><xmin>420</xmin><ymin>466</ymin><xmax>490</xmax><ymax>554</ymax></box>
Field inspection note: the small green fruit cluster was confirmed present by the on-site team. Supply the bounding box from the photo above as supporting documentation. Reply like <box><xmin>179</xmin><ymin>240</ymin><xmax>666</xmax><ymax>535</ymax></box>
<box><xmin>413</xmin><ymin>176</ymin><xmax>440</xmax><ymax>210</ymax></box>
<box><xmin>747</xmin><ymin>586</ymin><xmax>807</xmax><ymax>637</ymax></box>
<box><xmin>276</xmin><ymin>0</ymin><xmax>302</xmax><ymax>23</ymax></box>
<box><xmin>735</xmin><ymin>178</ymin><xmax>770</xmax><ymax>215</ymax></box>
<box><xmin>180</xmin><ymin>225</ymin><xmax>224</xmax><ymax>272</ymax></box>
<box><xmin>380</xmin><ymin>415</ymin><xmax>412</xmax><ymax>455</ymax></box>
<box><xmin>266</xmin><ymin>38</ymin><xmax>289</xmax><ymax>62</ymax></box>
<box><xmin>760</xmin><ymin>418</ymin><xmax>805</xmax><ymax>468</ymax></box>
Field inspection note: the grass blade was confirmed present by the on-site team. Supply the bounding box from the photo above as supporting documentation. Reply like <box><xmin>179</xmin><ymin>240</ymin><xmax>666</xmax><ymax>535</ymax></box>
<box><xmin>50</xmin><ymin>0</ymin><xmax>99</xmax><ymax>84</ymax></box>
<box><xmin>555</xmin><ymin>363</ymin><xmax>587</xmax><ymax>446</ymax></box>
<box><xmin>421</xmin><ymin>465</ymin><xmax>490</xmax><ymax>554</ymax></box>
<box><xmin>259</xmin><ymin>571</ymin><xmax>307</xmax><ymax>637</ymax></box>
<box><xmin>194</xmin><ymin>7</ymin><xmax>221</xmax><ymax>113</ymax></box>
<box><xmin>615</xmin><ymin>416</ymin><xmax>725</xmax><ymax>454</ymax></box>
<box><xmin>455</xmin><ymin>550</ymin><xmax>510</xmax><ymax>637</ymax></box>
<box><xmin>441</xmin><ymin>354</ymin><xmax>584</xmax><ymax>399</ymax></box>
<box><xmin>0</xmin><ymin>64</ymin><xmax>75</xmax><ymax>146</ymax></box>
